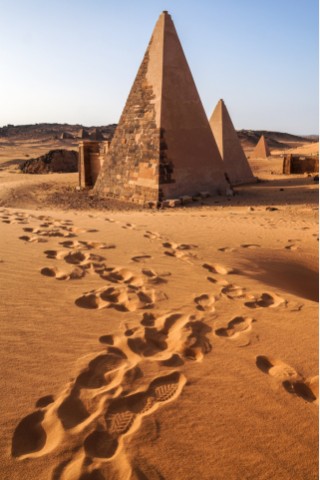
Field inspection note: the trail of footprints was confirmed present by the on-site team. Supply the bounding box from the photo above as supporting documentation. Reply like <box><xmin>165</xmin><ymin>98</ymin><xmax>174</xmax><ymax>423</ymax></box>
<box><xmin>256</xmin><ymin>356</ymin><xmax>318</xmax><ymax>403</ymax></box>
<box><xmin>7</xmin><ymin>208</ymin><xmax>317</xmax><ymax>479</ymax></box>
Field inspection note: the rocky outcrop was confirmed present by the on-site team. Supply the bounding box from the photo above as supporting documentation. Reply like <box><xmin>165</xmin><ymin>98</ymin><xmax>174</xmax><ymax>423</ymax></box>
<box><xmin>19</xmin><ymin>149</ymin><xmax>78</xmax><ymax>174</ymax></box>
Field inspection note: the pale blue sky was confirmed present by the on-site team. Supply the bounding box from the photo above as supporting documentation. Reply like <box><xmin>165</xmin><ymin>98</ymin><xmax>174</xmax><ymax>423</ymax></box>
<box><xmin>0</xmin><ymin>0</ymin><xmax>318</xmax><ymax>134</ymax></box>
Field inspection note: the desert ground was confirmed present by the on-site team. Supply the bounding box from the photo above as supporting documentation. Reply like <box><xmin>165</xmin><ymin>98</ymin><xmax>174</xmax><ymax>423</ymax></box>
<box><xmin>0</xmin><ymin>133</ymin><xmax>318</xmax><ymax>480</ymax></box>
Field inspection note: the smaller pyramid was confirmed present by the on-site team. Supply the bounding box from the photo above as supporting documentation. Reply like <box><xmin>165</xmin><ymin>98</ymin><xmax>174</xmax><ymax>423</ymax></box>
<box><xmin>252</xmin><ymin>135</ymin><xmax>270</xmax><ymax>158</ymax></box>
<box><xmin>209</xmin><ymin>99</ymin><xmax>255</xmax><ymax>185</ymax></box>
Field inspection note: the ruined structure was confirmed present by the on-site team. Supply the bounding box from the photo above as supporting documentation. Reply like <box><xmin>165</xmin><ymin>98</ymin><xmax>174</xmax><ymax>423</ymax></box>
<box><xmin>283</xmin><ymin>154</ymin><xmax>319</xmax><ymax>174</ymax></box>
<box><xmin>79</xmin><ymin>141</ymin><xmax>110</xmax><ymax>187</ymax></box>
<box><xmin>252</xmin><ymin>135</ymin><xmax>270</xmax><ymax>158</ymax></box>
<box><xmin>93</xmin><ymin>11</ymin><xmax>228</xmax><ymax>205</ymax></box>
<box><xmin>77</xmin><ymin>128</ymin><xmax>90</xmax><ymax>140</ymax></box>
<box><xmin>209</xmin><ymin>99</ymin><xmax>255</xmax><ymax>185</ymax></box>
<box><xmin>20</xmin><ymin>149</ymin><xmax>78</xmax><ymax>174</ymax></box>
<box><xmin>89</xmin><ymin>128</ymin><xmax>105</xmax><ymax>141</ymax></box>
<box><xmin>59</xmin><ymin>131</ymin><xmax>74</xmax><ymax>140</ymax></box>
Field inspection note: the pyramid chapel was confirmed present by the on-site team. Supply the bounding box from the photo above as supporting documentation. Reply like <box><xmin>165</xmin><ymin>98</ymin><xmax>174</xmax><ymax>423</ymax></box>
<box><xmin>80</xmin><ymin>11</ymin><xmax>255</xmax><ymax>205</ymax></box>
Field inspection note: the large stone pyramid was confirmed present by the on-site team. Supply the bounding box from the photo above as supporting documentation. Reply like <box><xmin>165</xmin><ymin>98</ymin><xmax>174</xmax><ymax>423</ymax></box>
<box><xmin>252</xmin><ymin>135</ymin><xmax>271</xmax><ymax>158</ymax></box>
<box><xmin>209</xmin><ymin>99</ymin><xmax>255</xmax><ymax>185</ymax></box>
<box><xmin>94</xmin><ymin>11</ymin><xmax>228</xmax><ymax>205</ymax></box>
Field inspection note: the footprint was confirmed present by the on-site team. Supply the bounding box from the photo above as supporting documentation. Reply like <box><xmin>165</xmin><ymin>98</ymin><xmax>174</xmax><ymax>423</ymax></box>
<box><xmin>194</xmin><ymin>294</ymin><xmax>215</xmax><ymax>312</ymax></box>
<box><xmin>82</xmin><ymin>371</ymin><xmax>186</xmax><ymax>462</ymax></box>
<box><xmin>282</xmin><ymin>379</ymin><xmax>317</xmax><ymax>403</ymax></box>
<box><xmin>65</xmin><ymin>251</ymin><xmax>106</xmax><ymax>265</ymax></box>
<box><xmin>203</xmin><ymin>263</ymin><xmax>236</xmax><ymax>275</ymax></box>
<box><xmin>100</xmin><ymin>268</ymin><xmax>144</xmax><ymax>288</ymax></box>
<box><xmin>218</xmin><ymin>247</ymin><xmax>236</xmax><ymax>253</ymax></box>
<box><xmin>163</xmin><ymin>242</ymin><xmax>198</xmax><ymax>261</ymax></box>
<box><xmin>24</xmin><ymin>227</ymin><xmax>76</xmax><ymax>238</ymax></box>
<box><xmin>144</xmin><ymin>231</ymin><xmax>162</xmax><ymax>240</ymax></box>
<box><xmin>207</xmin><ymin>276</ymin><xmax>229</xmax><ymax>286</ymax></box>
<box><xmin>40</xmin><ymin>266</ymin><xmax>86</xmax><ymax>281</ymax></box>
<box><xmin>215</xmin><ymin>316</ymin><xmax>254</xmax><ymax>338</ymax></box>
<box><xmin>35</xmin><ymin>396</ymin><xmax>54</xmax><ymax>408</ymax></box>
<box><xmin>220</xmin><ymin>284</ymin><xmax>246</xmax><ymax>299</ymax></box>
<box><xmin>84</xmin><ymin>430</ymin><xmax>119</xmax><ymax>459</ymax></box>
<box><xmin>122</xmin><ymin>223</ymin><xmax>136</xmax><ymax>230</ymax></box>
<box><xmin>59</xmin><ymin>240</ymin><xmax>115</xmax><ymax>250</ymax></box>
<box><xmin>182</xmin><ymin>320</ymin><xmax>212</xmax><ymax>361</ymax></box>
<box><xmin>285</xmin><ymin>244</ymin><xmax>298</xmax><ymax>251</ymax></box>
<box><xmin>11</xmin><ymin>411</ymin><xmax>46</xmax><ymax>458</ymax></box>
<box><xmin>19</xmin><ymin>235</ymin><xmax>48</xmax><ymax>243</ymax></box>
<box><xmin>75</xmin><ymin>285</ymin><xmax>161</xmax><ymax>312</ymax></box>
<box><xmin>256</xmin><ymin>356</ymin><xmax>317</xmax><ymax>403</ymax></box>
<box><xmin>131</xmin><ymin>255</ymin><xmax>152</xmax><ymax>263</ymax></box>
<box><xmin>245</xmin><ymin>292</ymin><xmax>286</xmax><ymax>309</ymax></box>
<box><xmin>256</xmin><ymin>355</ymin><xmax>299</xmax><ymax>381</ymax></box>
<box><xmin>141</xmin><ymin>268</ymin><xmax>170</xmax><ymax>285</ymax></box>
<box><xmin>43</xmin><ymin>249</ymin><xmax>106</xmax><ymax>266</ymax></box>
<box><xmin>43</xmin><ymin>249</ymin><xmax>69</xmax><ymax>260</ymax></box>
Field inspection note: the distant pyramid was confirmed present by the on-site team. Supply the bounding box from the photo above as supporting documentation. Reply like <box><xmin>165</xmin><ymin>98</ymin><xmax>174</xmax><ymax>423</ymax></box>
<box><xmin>209</xmin><ymin>99</ymin><xmax>255</xmax><ymax>185</ymax></box>
<box><xmin>252</xmin><ymin>135</ymin><xmax>270</xmax><ymax>158</ymax></box>
<box><xmin>94</xmin><ymin>11</ymin><xmax>228</xmax><ymax>205</ymax></box>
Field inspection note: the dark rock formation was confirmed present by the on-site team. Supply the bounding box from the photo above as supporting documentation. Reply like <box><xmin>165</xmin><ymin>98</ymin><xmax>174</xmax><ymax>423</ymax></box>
<box><xmin>19</xmin><ymin>149</ymin><xmax>78</xmax><ymax>174</ymax></box>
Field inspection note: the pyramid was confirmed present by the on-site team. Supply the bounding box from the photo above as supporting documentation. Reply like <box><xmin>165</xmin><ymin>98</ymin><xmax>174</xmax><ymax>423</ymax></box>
<box><xmin>209</xmin><ymin>99</ymin><xmax>255</xmax><ymax>185</ymax></box>
<box><xmin>94</xmin><ymin>11</ymin><xmax>228</xmax><ymax>205</ymax></box>
<box><xmin>252</xmin><ymin>135</ymin><xmax>270</xmax><ymax>158</ymax></box>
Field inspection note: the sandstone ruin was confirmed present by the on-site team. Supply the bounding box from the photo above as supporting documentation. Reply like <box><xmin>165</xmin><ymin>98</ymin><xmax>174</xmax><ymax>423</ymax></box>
<box><xmin>252</xmin><ymin>134</ymin><xmax>270</xmax><ymax>158</ymax></box>
<box><xmin>209</xmin><ymin>99</ymin><xmax>255</xmax><ymax>185</ymax></box>
<box><xmin>79</xmin><ymin>141</ymin><xmax>110</xmax><ymax>187</ymax></box>
<box><xmin>89</xmin><ymin>128</ymin><xmax>105</xmax><ymax>141</ymax></box>
<box><xmin>283</xmin><ymin>154</ymin><xmax>319</xmax><ymax>174</ymax></box>
<box><xmin>91</xmin><ymin>11</ymin><xmax>228</xmax><ymax>205</ymax></box>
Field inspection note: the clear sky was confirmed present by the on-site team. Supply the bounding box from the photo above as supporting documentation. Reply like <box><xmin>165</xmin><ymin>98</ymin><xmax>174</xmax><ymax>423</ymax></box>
<box><xmin>0</xmin><ymin>0</ymin><xmax>318</xmax><ymax>134</ymax></box>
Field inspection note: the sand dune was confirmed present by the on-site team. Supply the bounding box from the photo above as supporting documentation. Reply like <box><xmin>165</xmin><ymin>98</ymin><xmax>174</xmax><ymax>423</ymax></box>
<box><xmin>0</xmin><ymin>137</ymin><xmax>318</xmax><ymax>479</ymax></box>
<box><xmin>0</xmin><ymin>168</ymin><xmax>318</xmax><ymax>480</ymax></box>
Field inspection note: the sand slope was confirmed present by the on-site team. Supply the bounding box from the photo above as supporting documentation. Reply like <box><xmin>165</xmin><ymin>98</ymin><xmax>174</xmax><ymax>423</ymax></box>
<box><xmin>0</xmin><ymin>185</ymin><xmax>318</xmax><ymax>480</ymax></box>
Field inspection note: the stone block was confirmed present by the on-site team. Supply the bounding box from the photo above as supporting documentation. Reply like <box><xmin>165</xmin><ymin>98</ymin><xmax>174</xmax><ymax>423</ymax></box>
<box><xmin>180</xmin><ymin>195</ymin><xmax>193</xmax><ymax>205</ymax></box>
<box><xmin>162</xmin><ymin>198</ymin><xmax>181</xmax><ymax>208</ymax></box>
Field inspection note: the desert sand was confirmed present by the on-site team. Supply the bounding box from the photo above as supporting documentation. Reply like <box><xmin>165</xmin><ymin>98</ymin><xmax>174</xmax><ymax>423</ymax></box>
<box><xmin>0</xmin><ymin>140</ymin><xmax>318</xmax><ymax>480</ymax></box>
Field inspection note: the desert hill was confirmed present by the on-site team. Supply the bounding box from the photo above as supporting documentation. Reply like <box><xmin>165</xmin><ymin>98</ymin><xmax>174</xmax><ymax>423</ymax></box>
<box><xmin>238</xmin><ymin>129</ymin><xmax>318</xmax><ymax>151</ymax></box>
<box><xmin>0</xmin><ymin>123</ymin><xmax>318</xmax><ymax>173</ymax></box>
<box><xmin>0</xmin><ymin>123</ymin><xmax>117</xmax><ymax>140</ymax></box>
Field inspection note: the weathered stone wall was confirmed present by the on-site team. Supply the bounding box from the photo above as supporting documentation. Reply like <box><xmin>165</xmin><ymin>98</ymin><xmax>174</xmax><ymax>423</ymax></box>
<box><xmin>94</xmin><ymin>50</ymin><xmax>160</xmax><ymax>204</ymax></box>
<box><xmin>283</xmin><ymin>154</ymin><xmax>319</xmax><ymax>174</ymax></box>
